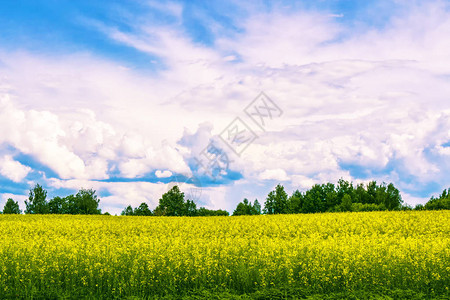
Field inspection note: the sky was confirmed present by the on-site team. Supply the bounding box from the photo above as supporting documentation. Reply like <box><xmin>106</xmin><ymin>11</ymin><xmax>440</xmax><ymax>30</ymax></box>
<box><xmin>0</xmin><ymin>0</ymin><xmax>449</xmax><ymax>215</ymax></box>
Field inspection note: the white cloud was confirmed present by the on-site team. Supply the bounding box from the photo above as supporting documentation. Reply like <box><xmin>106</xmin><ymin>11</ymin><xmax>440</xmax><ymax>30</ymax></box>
<box><xmin>0</xmin><ymin>92</ymin><xmax>192</xmax><ymax>181</ymax></box>
<box><xmin>291</xmin><ymin>175</ymin><xmax>317</xmax><ymax>190</ymax></box>
<box><xmin>155</xmin><ymin>170</ymin><xmax>172</xmax><ymax>178</ymax></box>
<box><xmin>218</xmin><ymin>11</ymin><xmax>343</xmax><ymax>68</ymax></box>
<box><xmin>259</xmin><ymin>169</ymin><xmax>289</xmax><ymax>181</ymax></box>
<box><xmin>1</xmin><ymin>1</ymin><xmax>450</xmax><ymax>211</ymax></box>
<box><xmin>0</xmin><ymin>155</ymin><xmax>31</xmax><ymax>182</ymax></box>
<box><xmin>0</xmin><ymin>95</ymin><xmax>87</xmax><ymax>179</ymax></box>
<box><xmin>401</xmin><ymin>192</ymin><xmax>429</xmax><ymax>207</ymax></box>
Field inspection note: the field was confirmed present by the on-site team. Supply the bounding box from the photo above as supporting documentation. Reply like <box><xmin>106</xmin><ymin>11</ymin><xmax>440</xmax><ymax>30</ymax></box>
<box><xmin>0</xmin><ymin>211</ymin><xmax>449</xmax><ymax>299</ymax></box>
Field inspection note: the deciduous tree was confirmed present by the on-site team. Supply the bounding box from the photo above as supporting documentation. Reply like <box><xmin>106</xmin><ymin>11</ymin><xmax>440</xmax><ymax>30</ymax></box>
<box><xmin>25</xmin><ymin>184</ymin><xmax>49</xmax><ymax>214</ymax></box>
<box><xmin>155</xmin><ymin>186</ymin><xmax>186</xmax><ymax>216</ymax></box>
<box><xmin>2</xmin><ymin>198</ymin><xmax>21</xmax><ymax>214</ymax></box>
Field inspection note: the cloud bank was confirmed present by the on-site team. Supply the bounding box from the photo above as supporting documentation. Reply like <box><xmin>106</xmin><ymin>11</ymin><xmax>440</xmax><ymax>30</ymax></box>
<box><xmin>0</xmin><ymin>1</ymin><xmax>449</xmax><ymax>214</ymax></box>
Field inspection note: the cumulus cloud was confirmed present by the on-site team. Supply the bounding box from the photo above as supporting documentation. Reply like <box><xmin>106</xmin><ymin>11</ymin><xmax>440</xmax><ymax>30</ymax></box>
<box><xmin>0</xmin><ymin>95</ymin><xmax>87</xmax><ymax>179</ymax></box>
<box><xmin>0</xmin><ymin>155</ymin><xmax>31</xmax><ymax>182</ymax></box>
<box><xmin>1</xmin><ymin>1</ymin><xmax>450</xmax><ymax>210</ymax></box>
<box><xmin>0</xmin><ymin>93</ymin><xmax>191</xmax><ymax>181</ymax></box>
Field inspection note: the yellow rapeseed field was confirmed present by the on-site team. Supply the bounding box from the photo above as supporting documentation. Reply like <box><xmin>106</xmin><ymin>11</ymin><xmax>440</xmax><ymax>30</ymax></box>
<box><xmin>0</xmin><ymin>211</ymin><xmax>449</xmax><ymax>298</ymax></box>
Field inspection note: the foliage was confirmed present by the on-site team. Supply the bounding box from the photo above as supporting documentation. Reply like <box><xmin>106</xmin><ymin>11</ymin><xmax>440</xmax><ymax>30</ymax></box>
<box><xmin>232</xmin><ymin>198</ymin><xmax>261</xmax><ymax>216</ymax></box>
<box><xmin>340</xmin><ymin>194</ymin><xmax>352</xmax><ymax>212</ymax></box>
<box><xmin>196</xmin><ymin>207</ymin><xmax>229</xmax><ymax>216</ymax></box>
<box><xmin>134</xmin><ymin>202</ymin><xmax>153</xmax><ymax>216</ymax></box>
<box><xmin>122</xmin><ymin>203</ymin><xmax>153</xmax><ymax>216</ymax></box>
<box><xmin>184</xmin><ymin>199</ymin><xmax>197</xmax><ymax>217</ymax></box>
<box><xmin>120</xmin><ymin>188</ymin><xmax>230</xmax><ymax>217</ymax></box>
<box><xmin>25</xmin><ymin>183</ymin><xmax>49</xmax><ymax>214</ymax></box>
<box><xmin>155</xmin><ymin>186</ymin><xmax>187</xmax><ymax>216</ymax></box>
<box><xmin>24</xmin><ymin>184</ymin><xmax>102</xmax><ymax>215</ymax></box>
<box><xmin>274</xmin><ymin>180</ymin><xmax>403</xmax><ymax>215</ymax></box>
<box><xmin>264</xmin><ymin>184</ymin><xmax>288</xmax><ymax>214</ymax></box>
<box><xmin>153</xmin><ymin>185</ymin><xmax>229</xmax><ymax>217</ymax></box>
<box><xmin>121</xmin><ymin>205</ymin><xmax>135</xmax><ymax>216</ymax></box>
<box><xmin>252</xmin><ymin>199</ymin><xmax>261</xmax><ymax>215</ymax></box>
<box><xmin>48</xmin><ymin>196</ymin><xmax>70</xmax><ymax>214</ymax></box>
<box><xmin>414</xmin><ymin>204</ymin><xmax>425</xmax><ymax>210</ymax></box>
<box><xmin>2</xmin><ymin>198</ymin><xmax>21</xmax><ymax>214</ymax></box>
<box><xmin>0</xmin><ymin>211</ymin><xmax>448</xmax><ymax>299</ymax></box>
<box><xmin>72</xmin><ymin>189</ymin><xmax>101</xmax><ymax>214</ymax></box>
<box><xmin>48</xmin><ymin>190</ymin><xmax>101</xmax><ymax>215</ymax></box>
<box><xmin>425</xmin><ymin>188</ymin><xmax>450</xmax><ymax>210</ymax></box>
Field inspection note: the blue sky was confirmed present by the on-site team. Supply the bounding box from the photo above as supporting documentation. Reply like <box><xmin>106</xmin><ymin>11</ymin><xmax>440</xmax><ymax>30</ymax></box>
<box><xmin>0</xmin><ymin>0</ymin><xmax>449</xmax><ymax>214</ymax></box>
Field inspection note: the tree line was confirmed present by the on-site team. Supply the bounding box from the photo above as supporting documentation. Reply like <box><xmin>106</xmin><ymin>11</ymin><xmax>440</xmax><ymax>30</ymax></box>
<box><xmin>1</xmin><ymin>181</ymin><xmax>449</xmax><ymax>215</ymax></box>
<box><xmin>232</xmin><ymin>180</ymin><xmax>450</xmax><ymax>215</ymax></box>
<box><xmin>120</xmin><ymin>186</ymin><xmax>229</xmax><ymax>216</ymax></box>
<box><xmin>414</xmin><ymin>188</ymin><xmax>450</xmax><ymax>211</ymax></box>
<box><xmin>1</xmin><ymin>184</ymin><xmax>102</xmax><ymax>215</ymax></box>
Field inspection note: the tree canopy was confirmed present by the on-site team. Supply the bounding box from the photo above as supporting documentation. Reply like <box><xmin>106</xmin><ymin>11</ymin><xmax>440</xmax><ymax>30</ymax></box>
<box><xmin>2</xmin><ymin>198</ymin><xmax>21</xmax><ymax>214</ymax></box>
<box><xmin>23</xmin><ymin>185</ymin><xmax>102</xmax><ymax>215</ymax></box>
<box><xmin>232</xmin><ymin>198</ymin><xmax>261</xmax><ymax>216</ymax></box>
<box><xmin>154</xmin><ymin>186</ymin><xmax>188</xmax><ymax>216</ymax></box>
<box><xmin>2</xmin><ymin>181</ymin><xmax>448</xmax><ymax>217</ymax></box>
<box><xmin>278</xmin><ymin>180</ymin><xmax>403</xmax><ymax>214</ymax></box>
<box><xmin>424</xmin><ymin>188</ymin><xmax>450</xmax><ymax>210</ymax></box>
<box><xmin>152</xmin><ymin>185</ymin><xmax>228</xmax><ymax>217</ymax></box>
<box><xmin>121</xmin><ymin>203</ymin><xmax>153</xmax><ymax>216</ymax></box>
<box><xmin>25</xmin><ymin>183</ymin><xmax>49</xmax><ymax>214</ymax></box>
<box><xmin>264</xmin><ymin>184</ymin><xmax>288</xmax><ymax>214</ymax></box>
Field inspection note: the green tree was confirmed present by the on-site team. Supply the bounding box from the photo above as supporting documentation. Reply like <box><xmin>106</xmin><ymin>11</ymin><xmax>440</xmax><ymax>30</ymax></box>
<box><xmin>374</xmin><ymin>184</ymin><xmax>387</xmax><ymax>205</ymax></box>
<box><xmin>134</xmin><ymin>202</ymin><xmax>153</xmax><ymax>216</ymax></box>
<box><xmin>184</xmin><ymin>199</ymin><xmax>197</xmax><ymax>216</ymax></box>
<box><xmin>25</xmin><ymin>183</ymin><xmax>49</xmax><ymax>214</ymax></box>
<box><xmin>414</xmin><ymin>204</ymin><xmax>425</xmax><ymax>210</ymax></box>
<box><xmin>64</xmin><ymin>195</ymin><xmax>77</xmax><ymax>214</ymax></box>
<box><xmin>233</xmin><ymin>198</ymin><xmax>251</xmax><ymax>216</ymax></box>
<box><xmin>2</xmin><ymin>198</ymin><xmax>21</xmax><ymax>214</ymax></box>
<box><xmin>366</xmin><ymin>181</ymin><xmax>377</xmax><ymax>204</ymax></box>
<box><xmin>264</xmin><ymin>184</ymin><xmax>288</xmax><ymax>214</ymax></box>
<box><xmin>273</xmin><ymin>184</ymin><xmax>288</xmax><ymax>213</ymax></box>
<box><xmin>233</xmin><ymin>202</ymin><xmax>247</xmax><ymax>216</ymax></box>
<box><xmin>384</xmin><ymin>183</ymin><xmax>403</xmax><ymax>210</ymax></box>
<box><xmin>264</xmin><ymin>191</ymin><xmax>275</xmax><ymax>214</ymax></box>
<box><xmin>287</xmin><ymin>190</ymin><xmax>303</xmax><ymax>213</ymax></box>
<box><xmin>354</xmin><ymin>183</ymin><xmax>369</xmax><ymax>204</ymax></box>
<box><xmin>153</xmin><ymin>206</ymin><xmax>164</xmax><ymax>216</ymax></box>
<box><xmin>302</xmin><ymin>184</ymin><xmax>325</xmax><ymax>213</ymax></box>
<box><xmin>337</xmin><ymin>179</ymin><xmax>353</xmax><ymax>202</ymax></box>
<box><xmin>233</xmin><ymin>198</ymin><xmax>261</xmax><ymax>216</ymax></box>
<box><xmin>121</xmin><ymin>205</ymin><xmax>134</xmax><ymax>216</ymax></box>
<box><xmin>72</xmin><ymin>189</ymin><xmax>101</xmax><ymax>215</ymax></box>
<box><xmin>425</xmin><ymin>188</ymin><xmax>450</xmax><ymax>210</ymax></box>
<box><xmin>197</xmin><ymin>207</ymin><xmax>229</xmax><ymax>216</ymax></box>
<box><xmin>155</xmin><ymin>186</ymin><xmax>186</xmax><ymax>216</ymax></box>
<box><xmin>48</xmin><ymin>196</ymin><xmax>70</xmax><ymax>214</ymax></box>
<box><xmin>324</xmin><ymin>183</ymin><xmax>338</xmax><ymax>211</ymax></box>
<box><xmin>340</xmin><ymin>194</ymin><xmax>352</xmax><ymax>212</ymax></box>
<box><xmin>253</xmin><ymin>199</ymin><xmax>261</xmax><ymax>215</ymax></box>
